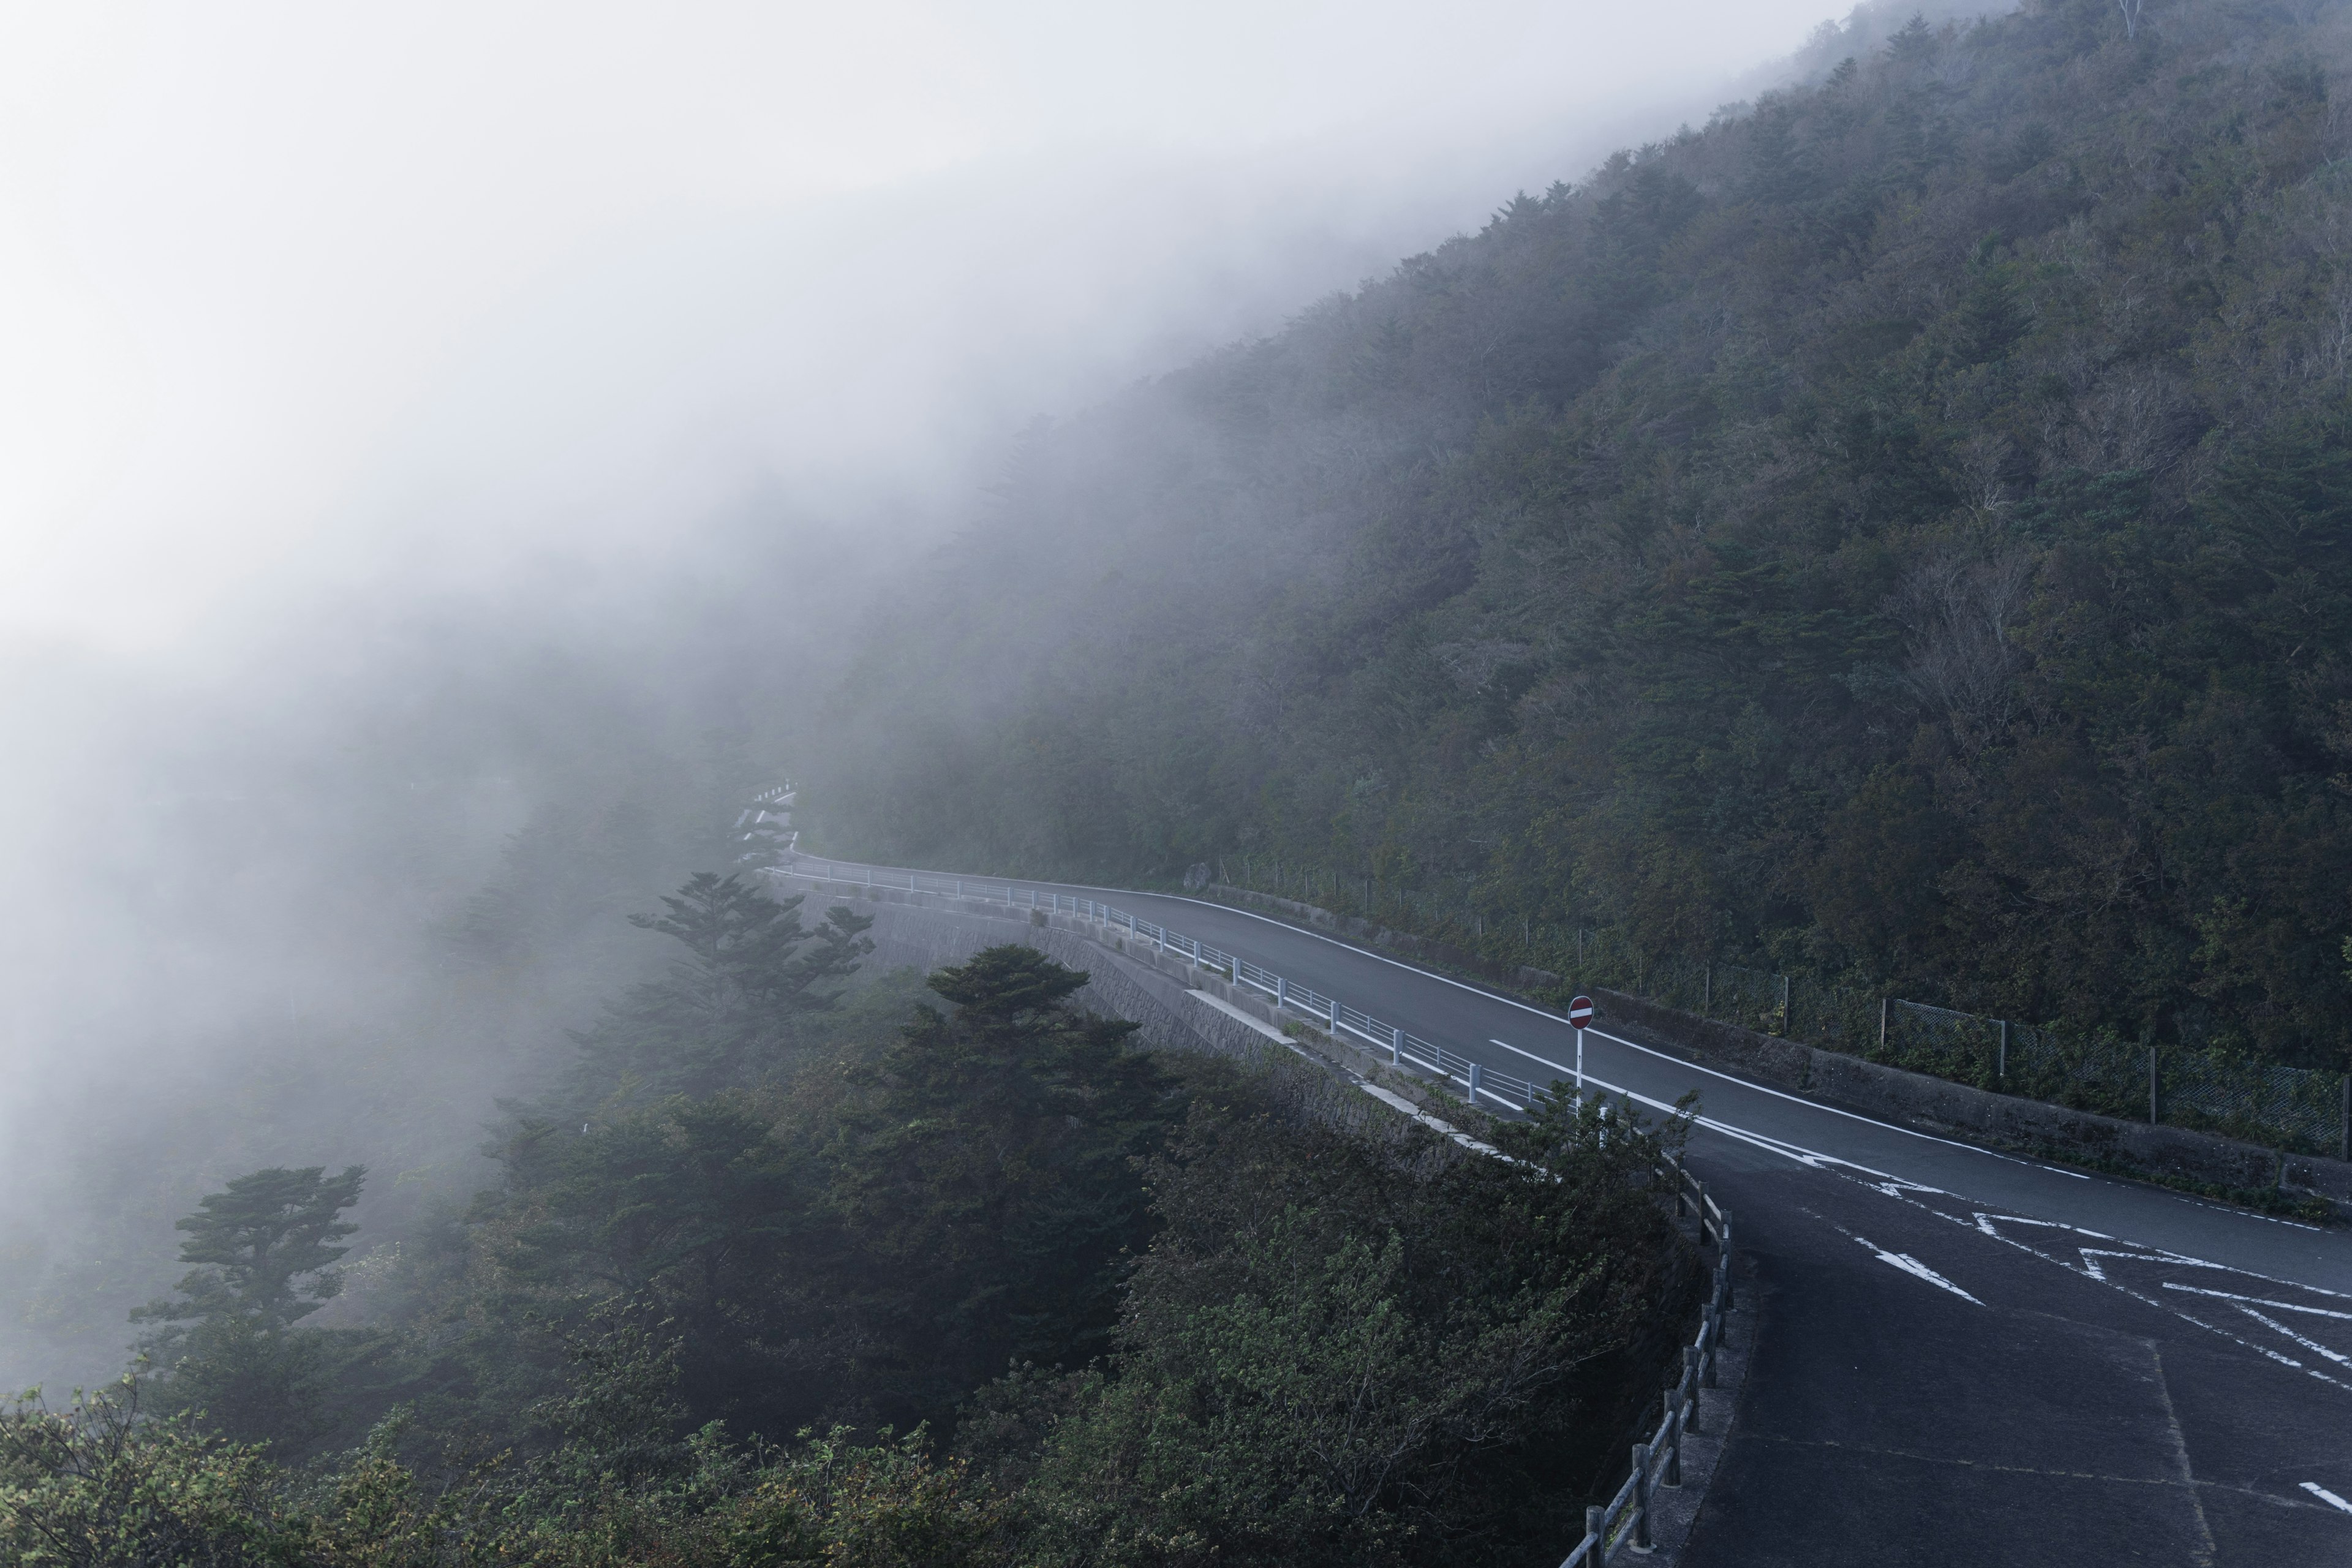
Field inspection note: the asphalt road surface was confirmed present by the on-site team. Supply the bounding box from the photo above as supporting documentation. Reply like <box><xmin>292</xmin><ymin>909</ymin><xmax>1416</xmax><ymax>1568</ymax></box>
<box><xmin>794</xmin><ymin>859</ymin><xmax>2352</xmax><ymax>1564</ymax></box>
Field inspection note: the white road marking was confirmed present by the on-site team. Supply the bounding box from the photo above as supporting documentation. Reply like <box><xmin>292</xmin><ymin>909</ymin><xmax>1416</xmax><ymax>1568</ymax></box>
<box><xmin>2161</xmin><ymin>1283</ymin><xmax>2352</xmax><ymax>1321</ymax></box>
<box><xmin>1814</xmin><ymin>1214</ymin><xmax>1985</xmax><ymax>1304</ymax></box>
<box><xmin>2233</xmin><ymin>1305</ymin><xmax>2352</xmax><ymax>1367</ymax></box>
<box><xmin>2301</xmin><ymin>1481</ymin><xmax>2352</xmax><ymax>1513</ymax></box>
<box><xmin>1902</xmin><ymin>1205</ymin><xmax>2352</xmax><ymax>1395</ymax></box>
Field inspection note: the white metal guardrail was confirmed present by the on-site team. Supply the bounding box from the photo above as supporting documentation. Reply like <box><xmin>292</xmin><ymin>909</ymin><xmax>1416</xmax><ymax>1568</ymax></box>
<box><xmin>781</xmin><ymin>855</ymin><xmax>1739</xmax><ymax>1564</ymax></box>
<box><xmin>785</xmin><ymin>857</ymin><xmax>1552</xmax><ymax>1110</ymax></box>
<box><xmin>1562</xmin><ymin>1158</ymin><xmax>1734</xmax><ymax>1566</ymax></box>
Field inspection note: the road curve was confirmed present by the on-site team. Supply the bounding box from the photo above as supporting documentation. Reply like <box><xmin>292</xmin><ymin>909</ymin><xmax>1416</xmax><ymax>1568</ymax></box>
<box><xmin>797</xmin><ymin>858</ymin><xmax>2352</xmax><ymax>1564</ymax></box>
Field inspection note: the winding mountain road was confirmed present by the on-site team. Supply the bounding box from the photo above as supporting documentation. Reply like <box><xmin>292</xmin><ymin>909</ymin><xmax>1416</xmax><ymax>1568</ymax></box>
<box><xmin>797</xmin><ymin>860</ymin><xmax>2352</xmax><ymax>1565</ymax></box>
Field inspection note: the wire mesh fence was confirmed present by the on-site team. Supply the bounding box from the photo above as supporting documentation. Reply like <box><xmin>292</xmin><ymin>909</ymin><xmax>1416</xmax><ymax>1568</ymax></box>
<box><xmin>1875</xmin><ymin>1000</ymin><xmax>2351</xmax><ymax>1155</ymax></box>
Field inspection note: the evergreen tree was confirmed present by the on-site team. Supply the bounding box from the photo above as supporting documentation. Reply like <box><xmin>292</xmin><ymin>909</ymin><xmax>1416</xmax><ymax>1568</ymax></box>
<box><xmin>130</xmin><ymin>1166</ymin><xmax>366</xmax><ymax>1450</ymax></box>
<box><xmin>570</xmin><ymin>873</ymin><xmax>875</xmax><ymax>1102</ymax></box>
<box><xmin>827</xmin><ymin>948</ymin><xmax>1175</xmax><ymax>1431</ymax></box>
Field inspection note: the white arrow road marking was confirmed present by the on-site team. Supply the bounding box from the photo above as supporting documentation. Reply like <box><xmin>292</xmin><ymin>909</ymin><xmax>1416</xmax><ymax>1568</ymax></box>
<box><xmin>1481</xmin><ymin>1033</ymin><xmax>2352</xmax><ymax>1389</ymax></box>
<box><xmin>1849</xmin><ymin>1234</ymin><xmax>1985</xmax><ymax>1304</ymax></box>
<box><xmin>1803</xmin><ymin>1211</ymin><xmax>1985</xmax><ymax>1303</ymax></box>
<box><xmin>2302</xmin><ymin>1482</ymin><xmax>2352</xmax><ymax>1514</ymax></box>
<box><xmin>1911</xmin><ymin>1210</ymin><xmax>2352</xmax><ymax>1395</ymax></box>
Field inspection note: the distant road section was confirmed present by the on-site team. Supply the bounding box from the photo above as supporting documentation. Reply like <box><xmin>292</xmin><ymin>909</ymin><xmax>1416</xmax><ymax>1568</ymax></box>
<box><xmin>785</xmin><ymin>856</ymin><xmax>2352</xmax><ymax>1564</ymax></box>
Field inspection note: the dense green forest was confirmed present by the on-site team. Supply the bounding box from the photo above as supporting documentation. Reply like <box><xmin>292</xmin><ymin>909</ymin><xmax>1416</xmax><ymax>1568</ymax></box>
<box><xmin>819</xmin><ymin>0</ymin><xmax>2352</xmax><ymax>1073</ymax></box>
<box><xmin>1</xmin><ymin>876</ymin><xmax>1697</xmax><ymax>1564</ymax></box>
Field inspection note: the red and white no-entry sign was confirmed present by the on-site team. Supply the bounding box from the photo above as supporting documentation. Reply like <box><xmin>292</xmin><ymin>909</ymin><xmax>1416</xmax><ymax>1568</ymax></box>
<box><xmin>1567</xmin><ymin>995</ymin><xmax>1594</xmax><ymax>1028</ymax></box>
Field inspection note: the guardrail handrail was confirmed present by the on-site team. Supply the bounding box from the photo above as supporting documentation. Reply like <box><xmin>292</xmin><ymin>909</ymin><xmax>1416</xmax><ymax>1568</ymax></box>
<box><xmin>778</xmin><ymin>856</ymin><xmax>1736</xmax><ymax>1563</ymax></box>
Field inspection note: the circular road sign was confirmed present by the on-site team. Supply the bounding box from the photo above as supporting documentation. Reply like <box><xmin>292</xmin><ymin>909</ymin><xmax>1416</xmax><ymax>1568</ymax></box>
<box><xmin>1567</xmin><ymin>995</ymin><xmax>1594</xmax><ymax>1028</ymax></box>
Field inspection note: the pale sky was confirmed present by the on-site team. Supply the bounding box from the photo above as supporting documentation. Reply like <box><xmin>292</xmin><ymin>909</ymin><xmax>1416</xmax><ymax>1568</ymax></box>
<box><xmin>0</xmin><ymin>1</ymin><xmax>1851</xmax><ymax>650</ymax></box>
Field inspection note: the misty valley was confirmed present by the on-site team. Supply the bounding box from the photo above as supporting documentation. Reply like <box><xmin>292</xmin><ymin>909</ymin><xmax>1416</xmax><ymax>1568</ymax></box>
<box><xmin>11</xmin><ymin>0</ymin><xmax>2352</xmax><ymax>1562</ymax></box>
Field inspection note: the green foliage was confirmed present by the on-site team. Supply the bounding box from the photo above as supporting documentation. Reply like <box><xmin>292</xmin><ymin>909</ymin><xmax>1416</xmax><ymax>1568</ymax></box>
<box><xmin>821</xmin><ymin>948</ymin><xmax>1175</xmax><ymax>1430</ymax></box>
<box><xmin>812</xmin><ymin>0</ymin><xmax>2352</xmax><ymax>1074</ymax></box>
<box><xmin>129</xmin><ymin>1166</ymin><xmax>370</xmax><ymax>1453</ymax></box>
<box><xmin>0</xmin><ymin>1373</ymin><xmax>1007</xmax><ymax>1568</ymax></box>
<box><xmin>137</xmin><ymin>1166</ymin><xmax>367</xmax><ymax>1333</ymax></box>
<box><xmin>569</xmin><ymin>874</ymin><xmax>875</xmax><ymax>1104</ymax></box>
<box><xmin>1000</xmin><ymin>1080</ymin><xmax>1699</xmax><ymax>1568</ymax></box>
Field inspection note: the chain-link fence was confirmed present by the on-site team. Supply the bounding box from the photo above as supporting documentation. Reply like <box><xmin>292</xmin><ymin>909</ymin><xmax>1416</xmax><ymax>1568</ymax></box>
<box><xmin>1876</xmin><ymin>1000</ymin><xmax>2351</xmax><ymax>1156</ymax></box>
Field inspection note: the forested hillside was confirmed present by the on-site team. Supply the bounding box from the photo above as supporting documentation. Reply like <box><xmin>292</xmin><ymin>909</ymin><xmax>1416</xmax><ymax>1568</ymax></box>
<box><xmin>818</xmin><ymin>0</ymin><xmax>2352</xmax><ymax>1073</ymax></box>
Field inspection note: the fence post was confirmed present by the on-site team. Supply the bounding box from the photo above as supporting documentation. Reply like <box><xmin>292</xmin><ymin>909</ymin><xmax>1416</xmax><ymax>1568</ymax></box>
<box><xmin>2149</xmin><ymin>1047</ymin><xmax>2159</xmax><ymax>1126</ymax></box>
<box><xmin>1682</xmin><ymin>1345</ymin><xmax>1702</xmax><ymax>1433</ymax></box>
<box><xmin>1999</xmin><ymin>1019</ymin><xmax>2008</xmax><ymax>1081</ymax></box>
<box><xmin>1663</xmin><ymin>1392</ymin><xmax>1683</xmax><ymax>1486</ymax></box>
<box><xmin>2343</xmin><ymin>1076</ymin><xmax>2350</xmax><ymax>1163</ymax></box>
<box><xmin>1703</xmin><ymin>964</ymin><xmax>1711</xmax><ymax>1012</ymax></box>
<box><xmin>1630</xmin><ymin>1443</ymin><xmax>1652</xmax><ymax>1550</ymax></box>
<box><xmin>1780</xmin><ymin>973</ymin><xmax>1790</xmax><ymax>1036</ymax></box>
<box><xmin>1390</xmin><ymin>1027</ymin><xmax>1403</xmax><ymax>1067</ymax></box>
<box><xmin>1585</xmin><ymin>1507</ymin><xmax>1604</xmax><ymax>1560</ymax></box>
<box><xmin>1703</xmin><ymin>1310</ymin><xmax>1721</xmax><ymax>1387</ymax></box>
<box><xmin>1879</xmin><ymin>997</ymin><xmax>1888</xmax><ymax>1053</ymax></box>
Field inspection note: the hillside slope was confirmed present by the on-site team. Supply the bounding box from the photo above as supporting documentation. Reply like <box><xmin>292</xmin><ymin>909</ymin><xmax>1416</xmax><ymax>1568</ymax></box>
<box><xmin>817</xmin><ymin>0</ymin><xmax>2352</xmax><ymax>1071</ymax></box>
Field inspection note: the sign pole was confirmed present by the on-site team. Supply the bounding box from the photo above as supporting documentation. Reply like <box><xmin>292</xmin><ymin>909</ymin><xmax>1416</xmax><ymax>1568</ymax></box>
<box><xmin>1567</xmin><ymin>995</ymin><xmax>1594</xmax><ymax>1101</ymax></box>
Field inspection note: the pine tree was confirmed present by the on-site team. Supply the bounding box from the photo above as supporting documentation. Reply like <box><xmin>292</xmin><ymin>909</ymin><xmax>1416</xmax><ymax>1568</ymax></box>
<box><xmin>570</xmin><ymin>873</ymin><xmax>876</xmax><ymax>1101</ymax></box>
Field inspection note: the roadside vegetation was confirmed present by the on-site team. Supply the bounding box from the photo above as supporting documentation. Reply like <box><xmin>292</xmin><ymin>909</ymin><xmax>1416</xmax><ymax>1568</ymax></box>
<box><xmin>1</xmin><ymin>876</ymin><xmax>1697</xmax><ymax>1566</ymax></box>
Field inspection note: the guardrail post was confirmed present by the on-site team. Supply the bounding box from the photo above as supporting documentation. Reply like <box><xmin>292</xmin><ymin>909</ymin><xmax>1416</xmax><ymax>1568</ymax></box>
<box><xmin>1703</xmin><ymin>1311</ymin><xmax>1721</xmax><ymax>1388</ymax></box>
<box><xmin>1330</xmin><ymin>997</ymin><xmax>1342</xmax><ymax>1036</ymax></box>
<box><xmin>1630</xmin><ymin>1443</ymin><xmax>1652</xmax><ymax>1551</ymax></box>
<box><xmin>1390</xmin><ymin>1027</ymin><xmax>1402</xmax><ymax>1067</ymax></box>
<box><xmin>1585</xmin><ymin>1507</ymin><xmax>1604</xmax><ymax>1562</ymax></box>
<box><xmin>1682</xmin><ymin>1347</ymin><xmax>1701</xmax><ymax>1433</ymax></box>
<box><xmin>1276</xmin><ymin>976</ymin><xmax>1289</xmax><ymax>1008</ymax></box>
<box><xmin>1663</xmin><ymin>1393</ymin><xmax>1682</xmax><ymax>1487</ymax></box>
<box><xmin>1468</xmin><ymin>1061</ymin><xmax>1483</xmax><ymax>1102</ymax></box>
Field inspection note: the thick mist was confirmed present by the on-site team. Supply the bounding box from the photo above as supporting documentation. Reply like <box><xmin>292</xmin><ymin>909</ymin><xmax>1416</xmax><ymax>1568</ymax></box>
<box><xmin>0</xmin><ymin>1</ymin><xmax>1977</xmax><ymax>1391</ymax></box>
